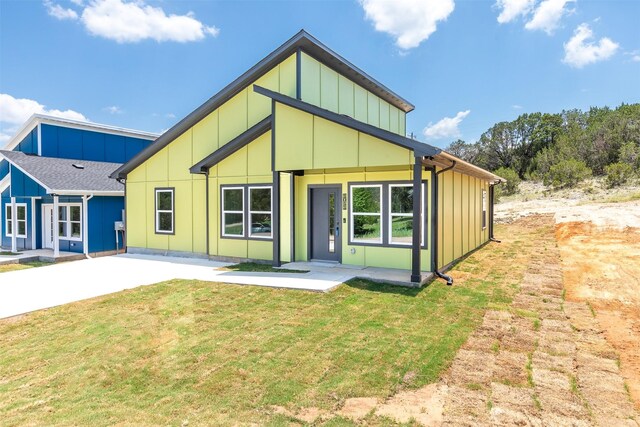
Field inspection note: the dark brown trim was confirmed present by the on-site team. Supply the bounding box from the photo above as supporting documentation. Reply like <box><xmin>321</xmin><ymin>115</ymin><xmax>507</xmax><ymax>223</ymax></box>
<box><xmin>254</xmin><ymin>86</ymin><xmax>440</xmax><ymax>158</ymax></box>
<box><xmin>154</xmin><ymin>187</ymin><xmax>175</xmax><ymax>235</ymax></box>
<box><xmin>411</xmin><ymin>158</ymin><xmax>422</xmax><ymax>283</ymax></box>
<box><xmin>205</xmin><ymin>170</ymin><xmax>210</xmax><ymax>255</ymax></box>
<box><xmin>290</xmin><ymin>172</ymin><xmax>295</xmax><ymax>262</ymax></box>
<box><xmin>272</xmin><ymin>172</ymin><xmax>281</xmax><ymax>267</ymax></box>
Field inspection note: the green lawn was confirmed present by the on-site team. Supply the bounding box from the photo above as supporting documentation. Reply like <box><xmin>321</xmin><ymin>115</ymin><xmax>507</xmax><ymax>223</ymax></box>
<box><xmin>0</xmin><ymin>261</ymin><xmax>49</xmax><ymax>273</ymax></box>
<box><xmin>0</xmin><ymin>220</ymin><xmax>543</xmax><ymax>425</ymax></box>
<box><xmin>223</xmin><ymin>262</ymin><xmax>308</xmax><ymax>274</ymax></box>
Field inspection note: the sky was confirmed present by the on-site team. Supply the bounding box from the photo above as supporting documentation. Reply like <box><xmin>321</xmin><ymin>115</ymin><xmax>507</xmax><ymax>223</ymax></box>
<box><xmin>1</xmin><ymin>0</ymin><xmax>639</xmax><ymax>148</ymax></box>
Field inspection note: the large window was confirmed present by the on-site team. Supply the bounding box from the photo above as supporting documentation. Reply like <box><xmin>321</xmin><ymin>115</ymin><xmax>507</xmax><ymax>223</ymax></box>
<box><xmin>58</xmin><ymin>204</ymin><xmax>82</xmax><ymax>240</ymax></box>
<box><xmin>155</xmin><ymin>188</ymin><xmax>174</xmax><ymax>234</ymax></box>
<box><xmin>221</xmin><ymin>185</ymin><xmax>272</xmax><ymax>239</ymax></box>
<box><xmin>5</xmin><ymin>203</ymin><xmax>27</xmax><ymax>238</ymax></box>
<box><xmin>350</xmin><ymin>185</ymin><xmax>382</xmax><ymax>244</ymax></box>
<box><xmin>482</xmin><ymin>189</ymin><xmax>487</xmax><ymax>230</ymax></box>
<box><xmin>350</xmin><ymin>182</ymin><xmax>426</xmax><ymax>247</ymax></box>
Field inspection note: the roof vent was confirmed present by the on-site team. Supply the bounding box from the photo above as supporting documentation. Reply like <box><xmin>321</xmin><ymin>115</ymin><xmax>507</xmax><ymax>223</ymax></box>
<box><xmin>72</xmin><ymin>163</ymin><xmax>85</xmax><ymax>169</ymax></box>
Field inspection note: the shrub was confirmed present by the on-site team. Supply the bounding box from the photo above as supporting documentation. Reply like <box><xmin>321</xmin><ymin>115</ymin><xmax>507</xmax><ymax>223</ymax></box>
<box><xmin>493</xmin><ymin>167</ymin><xmax>520</xmax><ymax>196</ymax></box>
<box><xmin>543</xmin><ymin>159</ymin><xmax>592</xmax><ymax>189</ymax></box>
<box><xmin>605</xmin><ymin>162</ymin><xmax>634</xmax><ymax>188</ymax></box>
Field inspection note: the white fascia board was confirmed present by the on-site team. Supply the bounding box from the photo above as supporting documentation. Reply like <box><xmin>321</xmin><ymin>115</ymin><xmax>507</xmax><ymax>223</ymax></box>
<box><xmin>0</xmin><ymin>156</ymin><xmax>53</xmax><ymax>193</ymax></box>
<box><xmin>0</xmin><ymin>173</ymin><xmax>10</xmax><ymax>193</ymax></box>
<box><xmin>52</xmin><ymin>190</ymin><xmax>124</xmax><ymax>197</ymax></box>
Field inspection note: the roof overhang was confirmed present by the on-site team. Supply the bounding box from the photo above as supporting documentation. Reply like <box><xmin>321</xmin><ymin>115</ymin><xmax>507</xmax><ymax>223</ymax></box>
<box><xmin>254</xmin><ymin>85</ymin><xmax>440</xmax><ymax>158</ymax></box>
<box><xmin>423</xmin><ymin>152</ymin><xmax>506</xmax><ymax>184</ymax></box>
<box><xmin>3</xmin><ymin>114</ymin><xmax>159</xmax><ymax>153</ymax></box>
<box><xmin>0</xmin><ymin>173</ymin><xmax>10</xmax><ymax>194</ymax></box>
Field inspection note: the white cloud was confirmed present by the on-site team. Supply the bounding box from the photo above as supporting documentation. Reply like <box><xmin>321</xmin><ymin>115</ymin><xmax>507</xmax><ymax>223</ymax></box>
<box><xmin>44</xmin><ymin>0</ymin><xmax>79</xmax><ymax>20</ymax></box>
<box><xmin>495</xmin><ymin>0</ymin><xmax>535</xmax><ymax>24</ymax></box>
<box><xmin>0</xmin><ymin>94</ymin><xmax>88</xmax><ymax>144</ymax></box>
<box><xmin>563</xmin><ymin>23</ymin><xmax>619</xmax><ymax>68</ymax></box>
<box><xmin>165</xmin><ymin>113</ymin><xmax>176</xmax><ymax>119</ymax></box>
<box><xmin>103</xmin><ymin>105</ymin><xmax>123</xmax><ymax>114</ymax></box>
<box><xmin>70</xmin><ymin>0</ymin><xmax>84</xmax><ymax>5</ymax></box>
<box><xmin>512</xmin><ymin>104</ymin><xmax>523</xmax><ymax>109</ymax></box>
<box><xmin>632</xmin><ymin>55</ymin><xmax>640</xmax><ymax>62</ymax></box>
<box><xmin>525</xmin><ymin>0</ymin><xmax>574</xmax><ymax>34</ymax></box>
<box><xmin>423</xmin><ymin>110</ymin><xmax>470</xmax><ymax>140</ymax></box>
<box><xmin>79</xmin><ymin>0</ymin><xmax>219</xmax><ymax>43</ymax></box>
<box><xmin>359</xmin><ymin>0</ymin><xmax>455</xmax><ymax>50</ymax></box>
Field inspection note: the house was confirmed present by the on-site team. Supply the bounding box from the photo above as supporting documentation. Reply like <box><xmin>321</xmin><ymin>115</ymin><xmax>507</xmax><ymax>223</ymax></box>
<box><xmin>0</xmin><ymin>114</ymin><xmax>157</xmax><ymax>257</ymax></box>
<box><xmin>111</xmin><ymin>30</ymin><xmax>504</xmax><ymax>284</ymax></box>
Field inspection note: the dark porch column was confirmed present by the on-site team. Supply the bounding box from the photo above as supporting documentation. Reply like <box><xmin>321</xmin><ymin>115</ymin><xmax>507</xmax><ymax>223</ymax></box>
<box><xmin>272</xmin><ymin>171</ymin><xmax>281</xmax><ymax>267</ymax></box>
<box><xmin>411</xmin><ymin>156</ymin><xmax>422</xmax><ymax>283</ymax></box>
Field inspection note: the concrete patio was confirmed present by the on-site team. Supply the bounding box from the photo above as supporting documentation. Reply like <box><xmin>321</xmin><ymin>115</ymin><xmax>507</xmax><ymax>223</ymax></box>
<box><xmin>0</xmin><ymin>249</ymin><xmax>85</xmax><ymax>265</ymax></box>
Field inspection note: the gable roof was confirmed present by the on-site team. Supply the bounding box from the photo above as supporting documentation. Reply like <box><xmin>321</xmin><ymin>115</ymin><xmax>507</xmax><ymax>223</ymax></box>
<box><xmin>254</xmin><ymin>86</ymin><xmax>440</xmax><ymax>158</ymax></box>
<box><xmin>0</xmin><ymin>150</ymin><xmax>124</xmax><ymax>196</ymax></box>
<box><xmin>111</xmin><ymin>30</ymin><xmax>414</xmax><ymax>179</ymax></box>
<box><xmin>3</xmin><ymin>114</ymin><xmax>159</xmax><ymax>153</ymax></box>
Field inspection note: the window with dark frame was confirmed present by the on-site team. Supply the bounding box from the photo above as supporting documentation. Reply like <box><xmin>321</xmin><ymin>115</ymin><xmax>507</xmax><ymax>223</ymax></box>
<box><xmin>482</xmin><ymin>189</ymin><xmax>487</xmax><ymax>229</ymax></box>
<box><xmin>155</xmin><ymin>188</ymin><xmax>174</xmax><ymax>234</ymax></box>
<box><xmin>350</xmin><ymin>185</ymin><xmax>383</xmax><ymax>244</ymax></box>
<box><xmin>249</xmin><ymin>186</ymin><xmax>272</xmax><ymax>238</ymax></box>
<box><xmin>222</xmin><ymin>187</ymin><xmax>244</xmax><ymax>237</ymax></box>
<box><xmin>221</xmin><ymin>185</ymin><xmax>273</xmax><ymax>239</ymax></box>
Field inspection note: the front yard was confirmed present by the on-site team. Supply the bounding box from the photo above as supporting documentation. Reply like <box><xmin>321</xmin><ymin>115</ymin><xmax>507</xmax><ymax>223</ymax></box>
<box><xmin>0</xmin><ymin>221</ymin><xmax>541</xmax><ymax>425</ymax></box>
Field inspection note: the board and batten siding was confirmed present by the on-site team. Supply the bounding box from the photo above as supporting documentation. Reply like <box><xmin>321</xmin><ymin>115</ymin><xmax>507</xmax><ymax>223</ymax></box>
<box><xmin>126</xmin><ymin>54</ymin><xmax>297</xmax><ymax>257</ymax></box>
<box><xmin>300</xmin><ymin>52</ymin><xmax>406</xmax><ymax>136</ymax></box>
<box><xmin>437</xmin><ymin>170</ymin><xmax>490</xmax><ymax>269</ymax></box>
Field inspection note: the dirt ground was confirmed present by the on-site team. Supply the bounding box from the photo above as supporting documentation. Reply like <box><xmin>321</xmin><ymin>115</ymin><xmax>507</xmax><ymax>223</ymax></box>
<box><xmin>556</xmin><ymin>220</ymin><xmax>640</xmax><ymax>409</ymax></box>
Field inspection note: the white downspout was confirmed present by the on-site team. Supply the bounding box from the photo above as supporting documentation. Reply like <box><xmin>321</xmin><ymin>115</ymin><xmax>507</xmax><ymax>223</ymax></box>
<box><xmin>53</xmin><ymin>195</ymin><xmax>59</xmax><ymax>258</ymax></box>
<box><xmin>83</xmin><ymin>194</ymin><xmax>93</xmax><ymax>258</ymax></box>
<box><xmin>10</xmin><ymin>196</ymin><xmax>17</xmax><ymax>253</ymax></box>
<box><xmin>30</xmin><ymin>198</ymin><xmax>36</xmax><ymax>250</ymax></box>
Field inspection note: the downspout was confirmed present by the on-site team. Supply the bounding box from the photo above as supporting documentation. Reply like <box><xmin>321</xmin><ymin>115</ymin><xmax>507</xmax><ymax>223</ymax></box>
<box><xmin>489</xmin><ymin>182</ymin><xmax>501</xmax><ymax>243</ymax></box>
<box><xmin>83</xmin><ymin>194</ymin><xmax>94</xmax><ymax>258</ymax></box>
<box><xmin>432</xmin><ymin>160</ymin><xmax>456</xmax><ymax>286</ymax></box>
<box><xmin>205</xmin><ymin>169</ymin><xmax>210</xmax><ymax>257</ymax></box>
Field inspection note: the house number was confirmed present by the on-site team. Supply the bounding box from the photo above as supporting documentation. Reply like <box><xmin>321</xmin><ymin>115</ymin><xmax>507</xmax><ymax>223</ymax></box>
<box><xmin>342</xmin><ymin>193</ymin><xmax>347</xmax><ymax>209</ymax></box>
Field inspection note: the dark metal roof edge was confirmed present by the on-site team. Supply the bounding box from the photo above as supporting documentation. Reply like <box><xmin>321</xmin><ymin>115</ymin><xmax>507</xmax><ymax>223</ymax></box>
<box><xmin>253</xmin><ymin>85</ymin><xmax>439</xmax><ymax>157</ymax></box>
<box><xmin>111</xmin><ymin>29</ymin><xmax>414</xmax><ymax>179</ymax></box>
<box><xmin>189</xmin><ymin>116</ymin><xmax>272</xmax><ymax>173</ymax></box>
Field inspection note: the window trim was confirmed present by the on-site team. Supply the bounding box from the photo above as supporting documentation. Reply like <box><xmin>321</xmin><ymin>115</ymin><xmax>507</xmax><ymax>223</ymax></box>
<box><xmin>220</xmin><ymin>184</ymin><xmax>273</xmax><ymax>241</ymax></box>
<box><xmin>388</xmin><ymin>183</ymin><xmax>425</xmax><ymax>246</ymax></box>
<box><xmin>155</xmin><ymin>187</ymin><xmax>175</xmax><ymax>235</ymax></box>
<box><xmin>248</xmin><ymin>185</ymin><xmax>273</xmax><ymax>239</ymax></box>
<box><xmin>348</xmin><ymin>181</ymin><xmax>428</xmax><ymax>249</ymax></box>
<box><xmin>482</xmin><ymin>188</ymin><xmax>487</xmax><ymax>230</ymax></box>
<box><xmin>57</xmin><ymin>203</ymin><xmax>83</xmax><ymax>241</ymax></box>
<box><xmin>349</xmin><ymin>184</ymin><xmax>383</xmax><ymax>245</ymax></box>
<box><xmin>5</xmin><ymin>203</ymin><xmax>27</xmax><ymax>238</ymax></box>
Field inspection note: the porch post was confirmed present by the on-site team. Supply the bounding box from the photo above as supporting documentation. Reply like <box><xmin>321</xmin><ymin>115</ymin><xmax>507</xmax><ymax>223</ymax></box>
<box><xmin>411</xmin><ymin>156</ymin><xmax>422</xmax><ymax>283</ymax></box>
<box><xmin>31</xmin><ymin>198</ymin><xmax>36</xmax><ymax>250</ymax></box>
<box><xmin>272</xmin><ymin>171</ymin><xmax>281</xmax><ymax>267</ymax></box>
<box><xmin>82</xmin><ymin>195</ymin><xmax>88</xmax><ymax>256</ymax></box>
<box><xmin>53</xmin><ymin>195</ymin><xmax>60</xmax><ymax>257</ymax></box>
<box><xmin>10</xmin><ymin>197</ymin><xmax>17</xmax><ymax>253</ymax></box>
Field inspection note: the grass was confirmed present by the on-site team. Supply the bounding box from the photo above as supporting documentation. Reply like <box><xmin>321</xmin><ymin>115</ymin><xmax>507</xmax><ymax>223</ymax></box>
<box><xmin>0</xmin><ymin>251</ymin><xmax>19</xmax><ymax>256</ymax></box>
<box><xmin>0</xmin><ymin>261</ymin><xmax>50</xmax><ymax>273</ymax></box>
<box><xmin>223</xmin><ymin>262</ymin><xmax>308</xmax><ymax>274</ymax></box>
<box><xmin>0</xmin><ymin>219</ymin><xmax>547</xmax><ymax>425</ymax></box>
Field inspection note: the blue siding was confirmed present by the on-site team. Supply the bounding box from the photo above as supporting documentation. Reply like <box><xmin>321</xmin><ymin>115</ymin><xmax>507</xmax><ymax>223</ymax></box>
<box><xmin>16</xmin><ymin>128</ymin><xmax>38</xmax><ymax>155</ymax></box>
<box><xmin>0</xmin><ymin>160</ymin><xmax>9</xmax><ymax>181</ymax></box>
<box><xmin>88</xmin><ymin>196</ymin><xmax>124</xmax><ymax>253</ymax></box>
<box><xmin>10</xmin><ymin>166</ymin><xmax>47</xmax><ymax>198</ymax></box>
<box><xmin>40</xmin><ymin>124</ymin><xmax>152</xmax><ymax>162</ymax></box>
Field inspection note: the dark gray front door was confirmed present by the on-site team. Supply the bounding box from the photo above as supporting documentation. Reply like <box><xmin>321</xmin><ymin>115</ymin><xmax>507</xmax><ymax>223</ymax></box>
<box><xmin>310</xmin><ymin>186</ymin><xmax>341</xmax><ymax>262</ymax></box>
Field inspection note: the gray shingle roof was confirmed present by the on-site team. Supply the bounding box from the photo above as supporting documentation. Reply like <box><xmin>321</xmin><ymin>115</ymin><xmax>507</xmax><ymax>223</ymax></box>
<box><xmin>0</xmin><ymin>150</ymin><xmax>124</xmax><ymax>194</ymax></box>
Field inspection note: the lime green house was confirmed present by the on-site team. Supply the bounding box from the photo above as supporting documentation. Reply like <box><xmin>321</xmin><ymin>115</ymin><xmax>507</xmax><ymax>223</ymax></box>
<box><xmin>111</xmin><ymin>31</ymin><xmax>504</xmax><ymax>284</ymax></box>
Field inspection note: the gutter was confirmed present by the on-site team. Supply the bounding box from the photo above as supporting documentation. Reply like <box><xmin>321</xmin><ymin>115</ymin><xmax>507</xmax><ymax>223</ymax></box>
<box><xmin>431</xmin><ymin>159</ymin><xmax>456</xmax><ymax>286</ymax></box>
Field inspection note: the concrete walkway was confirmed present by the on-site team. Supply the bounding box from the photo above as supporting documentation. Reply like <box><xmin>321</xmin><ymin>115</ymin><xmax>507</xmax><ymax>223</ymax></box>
<box><xmin>0</xmin><ymin>254</ymin><xmax>351</xmax><ymax>319</ymax></box>
<box><xmin>0</xmin><ymin>249</ymin><xmax>83</xmax><ymax>265</ymax></box>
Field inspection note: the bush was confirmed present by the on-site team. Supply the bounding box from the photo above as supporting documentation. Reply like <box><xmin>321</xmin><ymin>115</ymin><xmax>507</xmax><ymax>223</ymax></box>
<box><xmin>605</xmin><ymin>162</ymin><xmax>633</xmax><ymax>188</ymax></box>
<box><xmin>493</xmin><ymin>167</ymin><xmax>520</xmax><ymax>196</ymax></box>
<box><xmin>543</xmin><ymin>159</ymin><xmax>592</xmax><ymax>189</ymax></box>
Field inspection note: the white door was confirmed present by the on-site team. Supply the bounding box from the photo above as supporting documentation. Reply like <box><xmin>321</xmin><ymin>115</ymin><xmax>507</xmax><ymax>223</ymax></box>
<box><xmin>43</xmin><ymin>205</ymin><xmax>54</xmax><ymax>249</ymax></box>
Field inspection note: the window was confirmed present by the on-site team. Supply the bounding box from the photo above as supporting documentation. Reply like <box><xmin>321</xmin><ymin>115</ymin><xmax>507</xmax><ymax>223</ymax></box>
<box><xmin>5</xmin><ymin>203</ymin><xmax>27</xmax><ymax>238</ymax></box>
<box><xmin>222</xmin><ymin>187</ymin><xmax>244</xmax><ymax>237</ymax></box>
<box><xmin>57</xmin><ymin>204</ymin><xmax>82</xmax><ymax>240</ymax></box>
<box><xmin>349</xmin><ymin>182</ymin><xmax>426</xmax><ymax>247</ymax></box>
<box><xmin>350</xmin><ymin>185</ymin><xmax>382</xmax><ymax>244</ymax></box>
<box><xmin>221</xmin><ymin>185</ymin><xmax>273</xmax><ymax>239</ymax></box>
<box><xmin>155</xmin><ymin>188</ymin><xmax>174</xmax><ymax>234</ymax></box>
<box><xmin>249</xmin><ymin>187</ymin><xmax>272</xmax><ymax>238</ymax></box>
<box><xmin>482</xmin><ymin>189</ymin><xmax>487</xmax><ymax>229</ymax></box>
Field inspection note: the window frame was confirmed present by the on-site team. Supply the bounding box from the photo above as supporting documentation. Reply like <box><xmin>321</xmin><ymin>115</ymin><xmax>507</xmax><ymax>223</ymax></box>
<box><xmin>5</xmin><ymin>203</ymin><xmax>27</xmax><ymax>238</ymax></box>
<box><xmin>220</xmin><ymin>184</ymin><xmax>273</xmax><ymax>241</ymax></box>
<box><xmin>348</xmin><ymin>181</ymin><xmax>428</xmax><ymax>249</ymax></box>
<box><xmin>482</xmin><ymin>189</ymin><xmax>487</xmax><ymax>230</ymax></box>
<box><xmin>388</xmin><ymin>183</ymin><xmax>425</xmax><ymax>246</ymax></box>
<box><xmin>248</xmin><ymin>185</ymin><xmax>273</xmax><ymax>239</ymax></box>
<box><xmin>349</xmin><ymin>184</ymin><xmax>383</xmax><ymax>245</ymax></box>
<box><xmin>57</xmin><ymin>203</ymin><xmax>83</xmax><ymax>241</ymax></box>
<box><xmin>155</xmin><ymin>188</ymin><xmax>175</xmax><ymax>235</ymax></box>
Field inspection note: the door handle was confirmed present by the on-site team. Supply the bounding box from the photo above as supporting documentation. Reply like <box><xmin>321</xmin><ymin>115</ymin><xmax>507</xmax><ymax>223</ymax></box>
<box><xmin>336</xmin><ymin>226</ymin><xmax>340</xmax><ymax>237</ymax></box>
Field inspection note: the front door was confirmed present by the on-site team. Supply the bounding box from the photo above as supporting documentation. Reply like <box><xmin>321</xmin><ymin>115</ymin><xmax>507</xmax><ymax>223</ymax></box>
<box><xmin>310</xmin><ymin>186</ymin><xmax>341</xmax><ymax>262</ymax></box>
<box><xmin>42</xmin><ymin>205</ymin><xmax>54</xmax><ymax>249</ymax></box>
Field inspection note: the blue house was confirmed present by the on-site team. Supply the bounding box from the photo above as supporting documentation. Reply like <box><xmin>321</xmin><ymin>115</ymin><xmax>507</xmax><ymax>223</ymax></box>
<box><xmin>0</xmin><ymin>114</ymin><xmax>157</xmax><ymax>258</ymax></box>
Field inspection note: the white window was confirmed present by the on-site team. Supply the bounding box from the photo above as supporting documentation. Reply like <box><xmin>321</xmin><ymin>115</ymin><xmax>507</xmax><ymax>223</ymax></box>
<box><xmin>248</xmin><ymin>186</ymin><xmax>272</xmax><ymax>238</ymax></box>
<box><xmin>155</xmin><ymin>188</ymin><xmax>174</xmax><ymax>234</ymax></box>
<box><xmin>5</xmin><ymin>203</ymin><xmax>27</xmax><ymax>238</ymax></box>
<box><xmin>58</xmin><ymin>204</ymin><xmax>82</xmax><ymax>241</ymax></box>
<box><xmin>350</xmin><ymin>185</ymin><xmax>382</xmax><ymax>244</ymax></box>
<box><xmin>482</xmin><ymin>189</ymin><xmax>487</xmax><ymax>229</ymax></box>
<box><xmin>388</xmin><ymin>184</ymin><xmax>426</xmax><ymax>245</ymax></box>
<box><xmin>222</xmin><ymin>187</ymin><xmax>244</xmax><ymax>237</ymax></box>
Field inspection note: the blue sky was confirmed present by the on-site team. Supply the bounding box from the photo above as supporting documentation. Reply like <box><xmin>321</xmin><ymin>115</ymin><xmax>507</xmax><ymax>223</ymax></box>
<box><xmin>1</xmin><ymin>0</ymin><xmax>638</xmax><ymax>148</ymax></box>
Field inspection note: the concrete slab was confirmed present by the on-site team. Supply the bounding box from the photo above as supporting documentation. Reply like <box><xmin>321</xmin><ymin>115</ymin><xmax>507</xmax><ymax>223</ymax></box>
<box><xmin>0</xmin><ymin>249</ymin><xmax>82</xmax><ymax>265</ymax></box>
<box><xmin>0</xmin><ymin>254</ymin><xmax>349</xmax><ymax>319</ymax></box>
